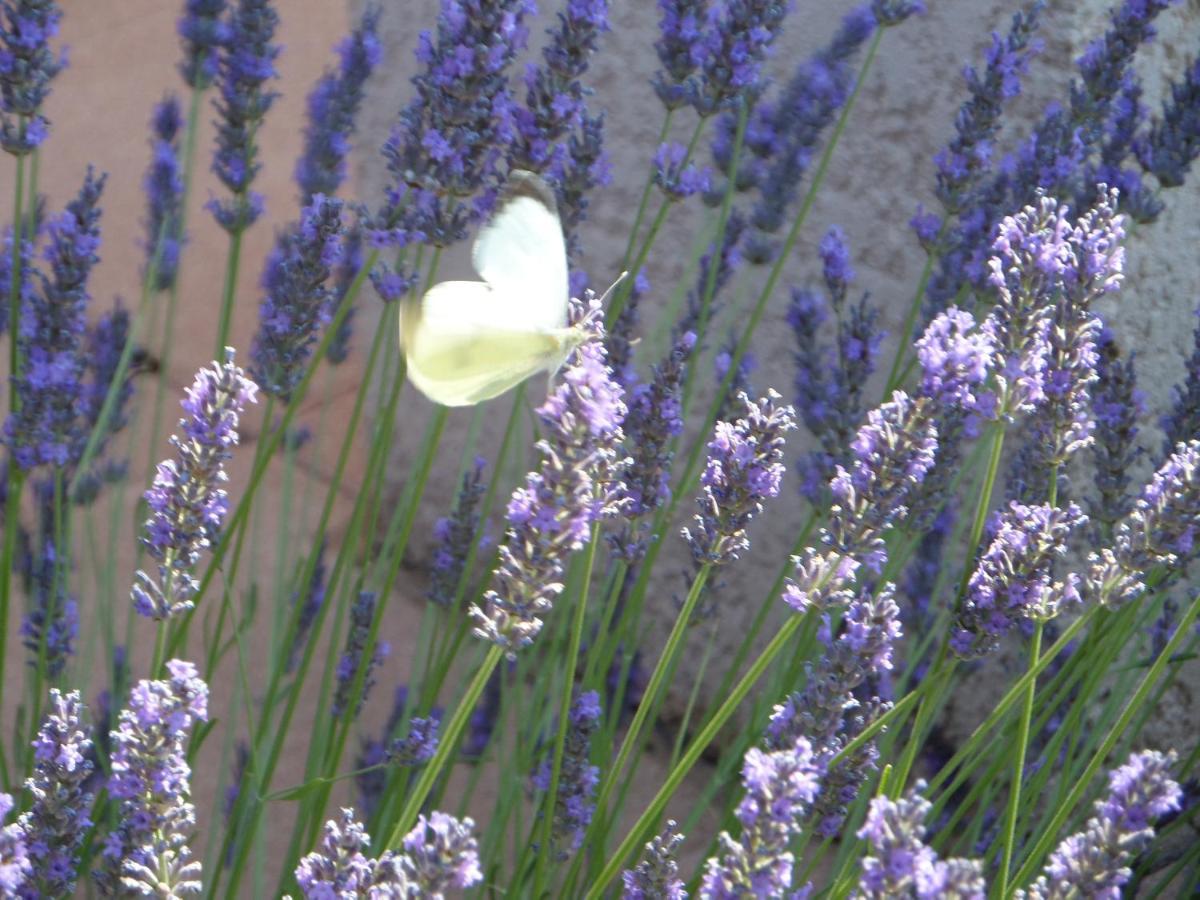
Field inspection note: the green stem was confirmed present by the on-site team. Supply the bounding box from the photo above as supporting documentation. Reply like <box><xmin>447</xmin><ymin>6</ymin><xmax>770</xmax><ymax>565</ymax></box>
<box><xmin>214</xmin><ymin>224</ymin><xmax>245</xmax><ymax>357</ymax></box>
<box><xmin>995</xmin><ymin>621</ymin><xmax>1041</xmax><ymax>898</ymax></box>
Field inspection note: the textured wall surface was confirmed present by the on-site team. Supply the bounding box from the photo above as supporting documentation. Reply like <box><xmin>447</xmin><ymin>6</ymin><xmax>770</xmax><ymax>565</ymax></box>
<box><xmin>354</xmin><ymin>0</ymin><xmax>1200</xmax><ymax>756</ymax></box>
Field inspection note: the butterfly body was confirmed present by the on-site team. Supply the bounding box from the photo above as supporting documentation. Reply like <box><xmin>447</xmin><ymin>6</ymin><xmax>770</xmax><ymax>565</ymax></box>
<box><xmin>400</xmin><ymin>170</ymin><xmax>580</xmax><ymax>407</ymax></box>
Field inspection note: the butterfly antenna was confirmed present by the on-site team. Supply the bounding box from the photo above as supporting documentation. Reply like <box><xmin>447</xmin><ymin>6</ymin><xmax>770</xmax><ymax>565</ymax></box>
<box><xmin>598</xmin><ymin>270</ymin><xmax>629</xmax><ymax>308</ymax></box>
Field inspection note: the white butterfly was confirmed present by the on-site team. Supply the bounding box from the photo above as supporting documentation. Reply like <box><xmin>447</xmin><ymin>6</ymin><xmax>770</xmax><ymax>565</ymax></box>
<box><xmin>399</xmin><ymin>170</ymin><xmax>588</xmax><ymax>407</ymax></box>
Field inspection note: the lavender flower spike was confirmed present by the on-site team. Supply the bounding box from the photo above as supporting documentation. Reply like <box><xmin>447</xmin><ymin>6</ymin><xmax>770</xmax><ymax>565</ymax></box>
<box><xmin>471</xmin><ymin>301</ymin><xmax>629</xmax><ymax>656</ymax></box>
<box><xmin>694</xmin><ymin>0</ymin><xmax>789</xmax><ymax>115</ymax></box>
<box><xmin>97</xmin><ymin>659</ymin><xmax>208</xmax><ymax>897</ymax></box>
<box><xmin>653</xmin><ymin>0</ymin><xmax>707</xmax><ymax>110</ymax></box>
<box><xmin>19</xmin><ymin>689</ymin><xmax>93</xmax><ymax>897</ymax></box>
<box><xmin>178</xmin><ymin>0</ymin><xmax>227</xmax><ymax>89</ymax></box>
<box><xmin>209</xmin><ymin>0</ymin><xmax>280</xmax><ymax>233</ymax></box>
<box><xmin>531</xmin><ymin>691</ymin><xmax>602</xmax><ymax>855</ymax></box>
<box><xmin>332</xmin><ymin>591</ymin><xmax>389</xmax><ymax>719</ymax></box>
<box><xmin>144</xmin><ymin>95</ymin><xmax>186</xmax><ymax>291</ymax></box>
<box><xmin>0</xmin><ymin>793</ymin><xmax>30</xmax><ymax>895</ymax></box>
<box><xmin>622</xmin><ymin>820</ymin><xmax>687</xmax><ymax>899</ymax></box>
<box><xmin>1137</xmin><ymin>55</ymin><xmax>1200</xmax><ymax>189</ymax></box>
<box><xmin>857</xmin><ymin>781</ymin><xmax>985</xmax><ymax>899</ymax></box>
<box><xmin>1016</xmin><ymin>749</ymin><xmax>1181</xmax><ymax>900</ymax></box>
<box><xmin>683</xmin><ymin>390</ymin><xmax>795</xmax><ymax>567</ymax></box>
<box><xmin>699</xmin><ymin>736</ymin><xmax>824</xmax><ymax>898</ymax></box>
<box><xmin>0</xmin><ymin>0</ymin><xmax>64</xmax><ymax>155</ymax></box>
<box><xmin>132</xmin><ymin>350</ymin><xmax>258</xmax><ymax>620</ymax></box>
<box><xmin>427</xmin><ymin>456</ymin><xmax>487</xmax><ymax>607</ymax></box>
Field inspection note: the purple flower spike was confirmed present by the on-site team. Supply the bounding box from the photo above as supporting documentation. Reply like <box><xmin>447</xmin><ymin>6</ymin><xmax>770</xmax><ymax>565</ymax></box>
<box><xmin>132</xmin><ymin>350</ymin><xmax>257</xmax><ymax>620</ymax></box>
<box><xmin>296</xmin><ymin>8</ymin><xmax>381</xmax><ymax>203</ymax></box>
<box><xmin>97</xmin><ymin>660</ymin><xmax>208</xmax><ymax>897</ymax></box>
<box><xmin>857</xmin><ymin>781</ymin><xmax>985</xmax><ymax>899</ymax></box>
<box><xmin>694</xmin><ymin>0</ymin><xmax>790</xmax><ymax>115</ymax></box>
<box><xmin>0</xmin><ymin>793</ymin><xmax>30</xmax><ymax>896</ymax></box>
<box><xmin>1137</xmin><ymin>56</ymin><xmax>1200</xmax><ymax>189</ymax></box>
<box><xmin>20</xmin><ymin>689</ymin><xmax>93</xmax><ymax>897</ymax></box>
<box><xmin>332</xmin><ymin>591</ymin><xmax>389</xmax><ymax>719</ymax></box>
<box><xmin>622</xmin><ymin>820</ymin><xmax>686</xmax><ymax>899</ymax></box>
<box><xmin>653</xmin><ymin>0</ymin><xmax>708</xmax><ymax>109</ymax></box>
<box><xmin>144</xmin><ymin>95</ymin><xmax>186</xmax><ymax>290</ymax></box>
<box><xmin>209</xmin><ymin>0</ymin><xmax>280</xmax><ymax>233</ymax></box>
<box><xmin>654</xmin><ymin>141</ymin><xmax>712</xmax><ymax>200</ymax></box>
<box><xmin>472</xmin><ymin>301</ymin><xmax>629</xmax><ymax>656</ymax></box>
<box><xmin>683</xmin><ymin>390</ymin><xmax>795</xmax><ymax>567</ymax></box>
<box><xmin>916</xmin><ymin>307</ymin><xmax>997</xmax><ymax>410</ymax></box>
<box><xmin>1161</xmin><ymin>305</ymin><xmax>1200</xmax><ymax>459</ymax></box>
<box><xmin>953</xmin><ymin>501</ymin><xmax>1087</xmax><ymax>658</ymax></box>
<box><xmin>178</xmin><ymin>0</ymin><xmax>227</xmax><ymax>89</ymax></box>
<box><xmin>427</xmin><ymin>457</ymin><xmax>488</xmax><ymax>607</ymax></box>
<box><xmin>250</xmin><ymin>194</ymin><xmax>345</xmax><ymax>400</ymax></box>
<box><xmin>0</xmin><ymin>0</ymin><xmax>64</xmax><ymax>155</ymax></box>
<box><xmin>531</xmin><ymin>690</ymin><xmax>602</xmax><ymax>855</ymax></box>
<box><xmin>1017</xmin><ymin>750</ymin><xmax>1181</xmax><ymax>900</ymax></box>
<box><xmin>1090</xmin><ymin>329</ymin><xmax>1144</xmax><ymax>532</ymax></box>
<box><xmin>699</xmin><ymin>737</ymin><xmax>823</xmax><ymax>898</ymax></box>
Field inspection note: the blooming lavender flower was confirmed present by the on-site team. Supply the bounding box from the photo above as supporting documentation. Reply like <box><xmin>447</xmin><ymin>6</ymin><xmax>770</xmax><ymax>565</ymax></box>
<box><xmin>400</xmin><ymin>811</ymin><xmax>484</xmax><ymax>894</ymax></box>
<box><xmin>97</xmin><ymin>659</ymin><xmax>208</xmax><ymax>897</ymax></box>
<box><xmin>654</xmin><ymin>141</ymin><xmax>711</xmax><ymax>200</ymax></box>
<box><xmin>653</xmin><ymin>0</ymin><xmax>707</xmax><ymax>109</ymax></box>
<box><xmin>18</xmin><ymin>689</ymin><xmax>93</xmax><ymax>898</ymax></box>
<box><xmin>132</xmin><ymin>350</ymin><xmax>258</xmax><ymax>620</ymax></box>
<box><xmin>295</xmin><ymin>8</ymin><xmax>381</xmax><ymax>203</ymax></box>
<box><xmin>0</xmin><ymin>0</ymin><xmax>64</xmax><ymax>155</ymax></box>
<box><xmin>1087</xmin><ymin>440</ymin><xmax>1200</xmax><ymax>606</ymax></box>
<box><xmin>0</xmin><ymin>794</ymin><xmax>30</xmax><ymax>896</ymax></box>
<box><xmin>471</xmin><ymin>303</ymin><xmax>629</xmax><ymax>656</ymax></box>
<box><xmin>1016</xmin><ymin>749</ymin><xmax>1181</xmax><ymax>900</ymax></box>
<box><xmin>1137</xmin><ymin>55</ymin><xmax>1200</xmax><ymax>188</ymax></box>
<box><xmin>693</xmin><ymin>0</ymin><xmax>789</xmax><ymax>115</ymax></box>
<box><xmin>553</xmin><ymin>111</ymin><xmax>611</xmax><ymax>258</ymax></box>
<box><xmin>178</xmin><ymin>0</ymin><xmax>227</xmax><ymax>89</ymax></box>
<box><xmin>295</xmin><ymin>809</ymin><xmax>394</xmax><ymax>896</ymax></box>
<box><xmin>531</xmin><ymin>690</ymin><xmax>601</xmax><ymax>855</ymax></box>
<box><xmin>143</xmin><ymin>95</ymin><xmax>186</xmax><ymax>290</ymax></box>
<box><xmin>249</xmin><ymin>194</ymin><xmax>344</xmax><ymax>400</ymax></box>
<box><xmin>1161</xmin><ymin>306</ymin><xmax>1200</xmax><ymax>460</ymax></box>
<box><xmin>952</xmin><ymin>501</ymin><xmax>1087</xmax><ymax>658</ymax></box>
<box><xmin>427</xmin><ymin>457</ymin><xmax>487</xmax><ymax>607</ymax></box>
<box><xmin>699</xmin><ymin>736</ymin><xmax>823</xmax><ymax>898</ymax></box>
<box><xmin>622</xmin><ymin>820</ymin><xmax>686</xmax><ymax>900</ymax></box>
<box><xmin>19</xmin><ymin>522</ymin><xmax>77</xmax><ymax>678</ymax></box>
<box><xmin>389</xmin><ymin>715</ymin><xmax>441</xmax><ymax>768</ymax></box>
<box><xmin>933</xmin><ymin>5</ymin><xmax>1043</xmax><ymax>217</ymax></box>
<box><xmin>741</xmin><ymin>7</ymin><xmax>876</xmax><ymax>255</ymax></box>
<box><xmin>915</xmin><ymin>308</ymin><xmax>997</xmax><ymax>411</ymax></box>
<box><xmin>5</xmin><ymin>168</ymin><xmax>105</xmax><ymax>470</ymax></box>
<box><xmin>683</xmin><ymin>390</ymin><xmax>794</xmax><ymax>567</ymax></box>
<box><xmin>1090</xmin><ymin>329</ymin><xmax>1144</xmax><ymax>534</ymax></box>
<box><xmin>208</xmin><ymin>0</ymin><xmax>279</xmax><ymax>233</ymax></box>
<box><xmin>509</xmin><ymin>0</ymin><xmax>609</xmax><ymax>174</ymax></box>
<box><xmin>769</xmin><ymin>585</ymin><xmax>901</xmax><ymax>836</ymax></box>
<box><xmin>377</xmin><ymin>0</ymin><xmax>533</xmax><ymax>247</ymax></box>
<box><xmin>333</xmin><ymin>591</ymin><xmax>389</xmax><ymax>719</ymax></box>
<box><xmin>856</xmin><ymin>781</ymin><xmax>985</xmax><ymax>899</ymax></box>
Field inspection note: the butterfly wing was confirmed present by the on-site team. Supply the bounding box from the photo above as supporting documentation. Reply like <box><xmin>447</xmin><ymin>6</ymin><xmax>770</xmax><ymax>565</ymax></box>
<box><xmin>401</xmin><ymin>280</ymin><xmax>577</xmax><ymax>407</ymax></box>
<box><xmin>471</xmin><ymin>170</ymin><xmax>569</xmax><ymax>331</ymax></box>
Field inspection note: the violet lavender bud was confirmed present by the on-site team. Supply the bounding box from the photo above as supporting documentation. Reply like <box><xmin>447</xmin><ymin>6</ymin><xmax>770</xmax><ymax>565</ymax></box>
<box><xmin>819</xmin><ymin>225</ymin><xmax>854</xmax><ymax>309</ymax></box>
<box><xmin>1161</xmin><ymin>305</ymin><xmax>1200</xmax><ymax>459</ymax></box>
<box><xmin>0</xmin><ymin>794</ymin><xmax>30</xmax><ymax>896</ymax></box>
<box><xmin>1087</xmin><ymin>440</ymin><xmax>1200</xmax><ymax>606</ymax></box>
<box><xmin>553</xmin><ymin>111</ymin><xmax>611</xmax><ymax>257</ymax></box>
<box><xmin>427</xmin><ymin>456</ymin><xmax>487</xmax><ymax>607</ymax></box>
<box><xmin>5</xmin><ymin>168</ymin><xmax>105</xmax><ymax>470</ymax></box>
<box><xmin>653</xmin><ymin>0</ymin><xmax>707</xmax><ymax>110</ymax></box>
<box><xmin>97</xmin><ymin>659</ymin><xmax>208</xmax><ymax>897</ymax></box>
<box><xmin>622</xmin><ymin>820</ymin><xmax>686</xmax><ymax>900</ymax></box>
<box><xmin>1016</xmin><ymin>749</ymin><xmax>1181</xmax><ymax>900</ymax></box>
<box><xmin>857</xmin><ymin>781</ymin><xmax>985</xmax><ymax>899</ymax></box>
<box><xmin>19</xmin><ymin>689</ymin><xmax>93</xmax><ymax>898</ymax></box>
<box><xmin>509</xmin><ymin>0</ymin><xmax>609</xmax><ymax>174</ymax></box>
<box><xmin>178</xmin><ymin>0</ymin><xmax>227</xmax><ymax>89</ymax></box>
<box><xmin>208</xmin><ymin>0</ymin><xmax>279</xmax><ymax>233</ymax></box>
<box><xmin>297</xmin><ymin>809</ymin><xmax>413</xmax><ymax>896</ymax></box>
<box><xmin>693</xmin><ymin>0</ymin><xmax>790</xmax><ymax>116</ymax></box>
<box><xmin>769</xmin><ymin>584</ymin><xmax>901</xmax><ymax>836</ymax></box>
<box><xmin>699</xmin><ymin>736</ymin><xmax>823</xmax><ymax>898</ymax></box>
<box><xmin>933</xmin><ymin>4</ymin><xmax>1043</xmax><ymax>216</ymax></box>
<box><xmin>654</xmin><ymin>141</ymin><xmax>712</xmax><ymax>200</ymax></box>
<box><xmin>1085</xmin><ymin>76</ymin><xmax>1162</xmax><ymax>226</ymax></box>
<box><xmin>249</xmin><ymin>194</ymin><xmax>344</xmax><ymax>400</ymax></box>
<box><xmin>712</xmin><ymin>332</ymin><xmax>757</xmax><ymax>425</ymax></box>
<box><xmin>295</xmin><ymin>8</ymin><xmax>381</xmax><ymax>204</ymax></box>
<box><xmin>0</xmin><ymin>0</ymin><xmax>64</xmax><ymax>156</ymax></box>
<box><xmin>682</xmin><ymin>390</ymin><xmax>795</xmax><ymax>567</ymax></box>
<box><xmin>144</xmin><ymin>95</ymin><xmax>186</xmax><ymax>291</ymax></box>
<box><xmin>132</xmin><ymin>350</ymin><xmax>258</xmax><ymax>620</ymax></box>
<box><xmin>325</xmin><ymin>218</ymin><xmax>364</xmax><ymax>365</ymax></box>
<box><xmin>1090</xmin><ymin>328</ymin><xmax>1144</xmax><ymax>534</ymax></box>
<box><xmin>388</xmin><ymin>715</ymin><xmax>441</xmax><ymax>768</ymax></box>
<box><xmin>952</xmin><ymin>501</ymin><xmax>1087</xmax><ymax>658</ymax></box>
<box><xmin>1137</xmin><ymin>55</ymin><xmax>1200</xmax><ymax>189</ymax></box>
<box><xmin>471</xmin><ymin>303</ymin><xmax>629</xmax><ymax>656</ymax></box>
<box><xmin>19</xmin><ymin>532</ymin><xmax>76</xmax><ymax>679</ymax></box>
<box><xmin>377</xmin><ymin>0</ymin><xmax>533</xmax><ymax>247</ymax></box>
<box><xmin>332</xmin><ymin>591</ymin><xmax>389</xmax><ymax>719</ymax></box>
<box><xmin>399</xmin><ymin>811</ymin><xmax>484</xmax><ymax>894</ymax></box>
<box><xmin>915</xmin><ymin>308</ymin><xmax>997</xmax><ymax>411</ymax></box>
<box><xmin>531</xmin><ymin>690</ymin><xmax>601</xmax><ymax>855</ymax></box>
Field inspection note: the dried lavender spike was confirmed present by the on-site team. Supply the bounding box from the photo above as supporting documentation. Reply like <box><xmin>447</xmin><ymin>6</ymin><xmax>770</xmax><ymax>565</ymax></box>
<box><xmin>131</xmin><ymin>350</ymin><xmax>258</xmax><ymax>620</ymax></box>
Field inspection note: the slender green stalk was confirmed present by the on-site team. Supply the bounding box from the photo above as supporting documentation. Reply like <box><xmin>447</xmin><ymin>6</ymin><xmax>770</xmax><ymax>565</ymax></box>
<box><xmin>995</xmin><ymin>621</ymin><xmax>1041</xmax><ymax>898</ymax></box>
<box><xmin>214</xmin><ymin>225</ymin><xmax>245</xmax><ymax>356</ymax></box>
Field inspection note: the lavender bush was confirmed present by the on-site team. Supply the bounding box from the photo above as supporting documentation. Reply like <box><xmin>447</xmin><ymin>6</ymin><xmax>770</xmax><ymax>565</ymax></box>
<box><xmin>0</xmin><ymin>0</ymin><xmax>1196</xmax><ymax>896</ymax></box>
